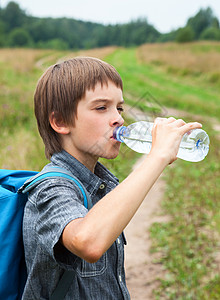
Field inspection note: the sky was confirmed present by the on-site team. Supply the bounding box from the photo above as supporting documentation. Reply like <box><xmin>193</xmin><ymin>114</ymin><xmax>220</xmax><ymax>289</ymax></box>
<box><xmin>1</xmin><ymin>0</ymin><xmax>220</xmax><ymax>33</ymax></box>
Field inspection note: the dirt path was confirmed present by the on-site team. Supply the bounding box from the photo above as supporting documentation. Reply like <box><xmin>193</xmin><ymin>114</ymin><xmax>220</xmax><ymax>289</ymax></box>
<box><xmin>124</xmin><ymin>159</ymin><xmax>169</xmax><ymax>299</ymax></box>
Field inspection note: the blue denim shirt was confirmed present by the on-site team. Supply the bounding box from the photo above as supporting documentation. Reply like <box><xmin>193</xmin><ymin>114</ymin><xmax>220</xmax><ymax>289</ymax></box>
<box><xmin>22</xmin><ymin>150</ymin><xmax>130</xmax><ymax>300</ymax></box>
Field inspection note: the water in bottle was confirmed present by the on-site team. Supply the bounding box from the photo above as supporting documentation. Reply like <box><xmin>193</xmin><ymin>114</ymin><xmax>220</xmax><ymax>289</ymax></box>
<box><xmin>113</xmin><ymin>121</ymin><xmax>210</xmax><ymax>162</ymax></box>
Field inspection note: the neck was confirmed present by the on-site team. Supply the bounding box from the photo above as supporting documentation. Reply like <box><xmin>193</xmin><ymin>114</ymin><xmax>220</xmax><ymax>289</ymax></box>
<box><xmin>61</xmin><ymin>137</ymin><xmax>99</xmax><ymax>173</ymax></box>
<box><xmin>64</xmin><ymin>148</ymin><xmax>98</xmax><ymax>173</ymax></box>
<box><xmin>78</xmin><ymin>154</ymin><xmax>98</xmax><ymax>173</ymax></box>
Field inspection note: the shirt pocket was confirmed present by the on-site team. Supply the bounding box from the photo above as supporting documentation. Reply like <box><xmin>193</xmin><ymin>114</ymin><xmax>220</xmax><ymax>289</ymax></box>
<box><xmin>76</xmin><ymin>252</ymin><xmax>107</xmax><ymax>277</ymax></box>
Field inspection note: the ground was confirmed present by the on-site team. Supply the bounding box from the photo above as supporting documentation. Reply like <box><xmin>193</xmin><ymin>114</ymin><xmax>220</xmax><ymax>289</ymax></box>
<box><xmin>124</xmin><ymin>158</ymin><xmax>168</xmax><ymax>299</ymax></box>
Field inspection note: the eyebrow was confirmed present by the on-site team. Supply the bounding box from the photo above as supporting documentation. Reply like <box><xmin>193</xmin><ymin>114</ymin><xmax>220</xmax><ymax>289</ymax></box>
<box><xmin>91</xmin><ymin>98</ymin><xmax>124</xmax><ymax>105</ymax></box>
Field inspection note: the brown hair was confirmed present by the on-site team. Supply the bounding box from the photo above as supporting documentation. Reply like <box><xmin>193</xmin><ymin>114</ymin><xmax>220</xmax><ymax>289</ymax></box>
<box><xmin>34</xmin><ymin>57</ymin><xmax>123</xmax><ymax>159</ymax></box>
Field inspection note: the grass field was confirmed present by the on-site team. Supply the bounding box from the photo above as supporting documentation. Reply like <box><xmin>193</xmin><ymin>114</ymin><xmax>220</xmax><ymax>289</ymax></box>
<box><xmin>106</xmin><ymin>43</ymin><xmax>220</xmax><ymax>121</ymax></box>
<box><xmin>1</xmin><ymin>42</ymin><xmax>219</xmax><ymax>299</ymax></box>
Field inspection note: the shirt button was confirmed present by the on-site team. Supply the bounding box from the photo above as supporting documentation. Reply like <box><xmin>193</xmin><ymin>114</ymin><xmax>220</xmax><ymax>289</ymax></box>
<box><xmin>99</xmin><ymin>183</ymin><xmax>105</xmax><ymax>190</ymax></box>
<box><xmin>119</xmin><ymin>275</ymin><xmax>122</xmax><ymax>282</ymax></box>
<box><xmin>117</xmin><ymin>238</ymin><xmax>120</xmax><ymax>244</ymax></box>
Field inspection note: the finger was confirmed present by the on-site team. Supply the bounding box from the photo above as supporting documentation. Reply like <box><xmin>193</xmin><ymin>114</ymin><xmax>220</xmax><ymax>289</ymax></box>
<box><xmin>172</xmin><ymin>118</ymin><xmax>186</xmax><ymax>127</ymax></box>
<box><xmin>166</xmin><ymin>117</ymin><xmax>176</xmax><ymax>124</ymax></box>
<box><xmin>154</xmin><ymin>117</ymin><xmax>167</xmax><ymax>125</ymax></box>
<box><xmin>179</xmin><ymin>122</ymin><xmax>202</xmax><ymax>134</ymax></box>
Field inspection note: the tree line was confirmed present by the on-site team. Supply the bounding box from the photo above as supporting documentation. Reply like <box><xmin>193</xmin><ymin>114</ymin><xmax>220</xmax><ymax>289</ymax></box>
<box><xmin>0</xmin><ymin>2</ymin><xmax>220</xmax><ymax>50</ymax></box>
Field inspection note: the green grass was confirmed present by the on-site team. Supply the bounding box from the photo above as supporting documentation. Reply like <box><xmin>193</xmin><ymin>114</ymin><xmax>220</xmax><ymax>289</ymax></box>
<box><xmin>150</xmin><ymin>123</ymin><xmax>220</xmax><ymax>299</ymax></box>
<box><xmin>105</xmin><ymin>47</ymin><xmax>220</xmax><ymax>121</ymax></box>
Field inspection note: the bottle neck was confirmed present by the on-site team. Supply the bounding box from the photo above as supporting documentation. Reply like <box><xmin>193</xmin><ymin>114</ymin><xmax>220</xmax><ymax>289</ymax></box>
<box><xmin>113</xmin><ymin>126</ymin><xmax>128</xmax><ymax>142</ymax></box>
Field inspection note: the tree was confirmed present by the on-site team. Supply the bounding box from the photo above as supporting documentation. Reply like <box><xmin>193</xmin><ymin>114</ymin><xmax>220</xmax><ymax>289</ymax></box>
<box><xmin>212</xmin><ymin>17</ymin><xmax>220</xmax><ymax>29</ymax></box>
<box><xmin>8</xmin><ymin>28</ymin><xmax>32</xmax><ymax>46</ymax></box>
<box><xmin>1</xmin><ymin>1</ymin><xmax>27</xmax><ymax>32</ymax></box>
<box><xmin>187</xmin><ymin>7</ymin><xmax>214</xmax><ymax>39</ymax></box>
<box><xmin>176</xmin><ymin>26</ymin><xmax>195</xmax><ymax>43</ymax></box>
<box><xmin>27</xmin><ymin>18</ymin><xmax>56</xmax><ymax>43</ymax></box>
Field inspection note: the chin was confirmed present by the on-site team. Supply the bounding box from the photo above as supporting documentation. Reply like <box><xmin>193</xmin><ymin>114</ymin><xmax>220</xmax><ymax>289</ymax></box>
<box><xmin>91</xmin><ymin>141</ymin><xmax>121</xmax><ymax>160</ymax></box>
<box><xmin>99</xmin><ymin>148</ymin><xmax>120</xmax><ymax>160</ymax></box>
<box><xmin>102</xmin><ymin>153</ymin><xmax>119</xmax><ymax>160</ymax></box>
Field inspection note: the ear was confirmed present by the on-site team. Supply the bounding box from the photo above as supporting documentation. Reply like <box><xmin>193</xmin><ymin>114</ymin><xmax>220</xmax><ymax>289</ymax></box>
<box><xmin>49</xmin><ymin>112</ymin><xmax>70</xmax><ymax>135</ymax></box>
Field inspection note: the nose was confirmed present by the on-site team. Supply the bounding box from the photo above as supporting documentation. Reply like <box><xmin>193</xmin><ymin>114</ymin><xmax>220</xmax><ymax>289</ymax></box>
<box><xmin>110</xmin><ymin>112</ymin><xmax>124</xmax><ymax>128</ymax></box>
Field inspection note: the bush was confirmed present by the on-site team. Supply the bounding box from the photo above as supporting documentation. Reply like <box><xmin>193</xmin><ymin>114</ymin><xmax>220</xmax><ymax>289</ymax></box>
<box><xmin>8</xmin><ymin>28</ymin><xmax>32</xmax><ymax>47</ymax></box>
<box><xmin>176</xmin><ymin>26</ymin><xmax>195</xmax><ymax>43</ymax></box>
<box><xmin>36</xmin><ymin>38</ymin><xmax>69</xmax><ymax>50</ymax></box>
<box><xmin>200</xmin><ymin>27</ymin><xmax>220</xmax><ymax>40</ymax></box>
<box><xmin>0</xmin><ymin>35</ymin><xmax>6</xmax><ymax>47</ymax></box>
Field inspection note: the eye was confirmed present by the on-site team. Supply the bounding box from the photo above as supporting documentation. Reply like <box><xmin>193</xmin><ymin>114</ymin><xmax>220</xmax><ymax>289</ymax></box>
<box><xmin>96</xmin><ymin>106</ymin><xmax>106</xmax><ymax>111</ymax></box>
<box><xmin>117</xmin><ymin>107</ymin><xmax>124</xmax><ymax>113</ymax></box>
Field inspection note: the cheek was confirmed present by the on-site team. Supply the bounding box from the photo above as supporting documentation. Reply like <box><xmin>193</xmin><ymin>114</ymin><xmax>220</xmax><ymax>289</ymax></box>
<box><xmin>86</xmin><ymin>118</ymin><xmax>107</xmax><ymax>136</ymax></box>
<box><xmin>78</xmin><ymin>123</ymin><xmax>103</xmax><ymax>144</ymax></box>
<box><xmin>76</xmin><ymin>112</ymin><xmax>109</xmax><ymax>142</ymax></box>
<box><xmin>91</xmin><ymin>117</ymin><xmax>105</xmax><ymax>126</ymax></box>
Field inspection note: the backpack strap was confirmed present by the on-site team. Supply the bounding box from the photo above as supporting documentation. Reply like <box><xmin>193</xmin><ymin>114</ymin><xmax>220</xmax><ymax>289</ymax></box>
<box><xmin>21</xmin><ymin>166</ymin><xmax>93</xmax><ymax>299</ymax></box>
<box><xmin>21</xmin><ymin>166</ymin><xmax>93</xmax><ymax>210</ymax></box>
<box><xmin>49</xmin><ymin>270</ymin><xmax>75</xmax><ymax>300</ymax></box>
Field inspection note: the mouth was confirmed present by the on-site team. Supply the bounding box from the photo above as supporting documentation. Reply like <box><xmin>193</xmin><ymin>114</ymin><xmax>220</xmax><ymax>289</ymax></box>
<box><xmin>110</xmin><ymin>136</ymin><xmax>121</xmax><ymax>144</ymax></box>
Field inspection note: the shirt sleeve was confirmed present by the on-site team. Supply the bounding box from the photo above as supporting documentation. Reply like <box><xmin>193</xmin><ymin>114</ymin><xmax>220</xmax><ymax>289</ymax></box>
<box><xmin>33</xmin><ymin>177</ymin><xmax>88</xmax><ymax>268</ymax></box>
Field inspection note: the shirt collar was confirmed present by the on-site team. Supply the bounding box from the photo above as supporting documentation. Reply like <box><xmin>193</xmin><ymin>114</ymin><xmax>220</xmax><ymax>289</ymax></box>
<box><xmin>50</xmin><ymin>150</ymin><xmax>119</xmax><ymax>195</ymax></box>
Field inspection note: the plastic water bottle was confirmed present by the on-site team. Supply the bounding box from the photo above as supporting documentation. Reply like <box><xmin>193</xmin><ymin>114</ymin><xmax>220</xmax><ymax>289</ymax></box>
<box><xmin>113</xmin><ymin>121</ymin><xmax>210</xmax><ymax>162</ymax></box>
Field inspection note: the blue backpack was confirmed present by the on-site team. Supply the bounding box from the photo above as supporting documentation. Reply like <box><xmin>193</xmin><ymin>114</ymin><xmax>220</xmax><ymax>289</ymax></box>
<box><xmin>0</xmin><ymin>167</ymin><xmax>92</xmax><ymax>300</ymax></box>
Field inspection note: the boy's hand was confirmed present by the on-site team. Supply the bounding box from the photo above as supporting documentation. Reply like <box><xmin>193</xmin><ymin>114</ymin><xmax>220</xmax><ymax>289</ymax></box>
<box><xmin>150</xmin><ymin>117</ymin><xmax>202</xmax><ymax>165</ymax></box>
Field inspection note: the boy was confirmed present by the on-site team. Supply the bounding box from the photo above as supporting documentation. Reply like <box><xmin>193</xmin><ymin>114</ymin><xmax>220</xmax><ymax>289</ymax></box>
<box><xmin>22</xmin><ymin>57</ymin><xmax>202</xmax><ymax>299</ymax></box>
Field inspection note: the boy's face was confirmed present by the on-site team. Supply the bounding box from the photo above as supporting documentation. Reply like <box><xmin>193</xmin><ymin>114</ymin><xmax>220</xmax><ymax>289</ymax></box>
<box><xmin>66</xmin><ymin>81</ymin><xmax>124</xmax><ymax>170</ymax></box>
